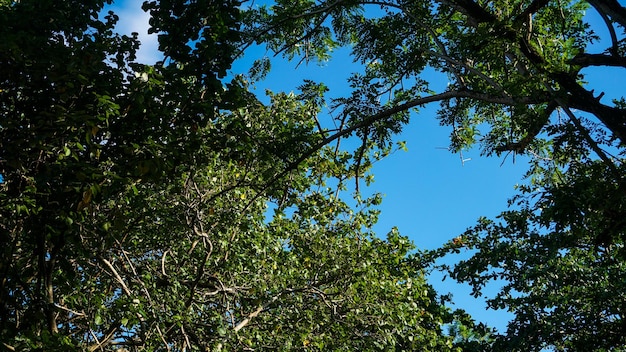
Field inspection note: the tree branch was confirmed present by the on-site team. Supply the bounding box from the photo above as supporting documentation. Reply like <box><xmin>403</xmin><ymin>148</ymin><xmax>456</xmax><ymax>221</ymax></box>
<box><xmin>494</xmin><ymin>100</ymin><xmax>558</xmax><ymax>153</ymax></box>
<box><xmin>514</xmin><ymin>0</ymin><xmax>551</xmax><ymax>24</ymax></box>
<box><xmin>426</xmin><ymin>50</ymin><xmax>504</xmax><ymax>91</ymax></box>
<box><xmin>233</xmin><ymin>294</ymin><xmax>280</xmax><ymax>332</ymax></box>
<box><xmin>562</xmin><ymin>105</ymin><xmax>620</xmax><ymax>177</ymax></box>
<box><xmin>88</xmin><ymin>323</ymin><xmax>120</xmax><ymax>352</ymax></box>
<box><xmin>448</xmin><ymin>0</ymin><xmax>497</xmax><ymax>24</ymax></box>
<box><xmin>242</xmin><ymin>89</ymin><xmax>550</xmax><ymax>213</ymax></box>
<box><xmin>569</xmin><ymin>53</ymin><xmax>626</xmax><ymax>68</ymax></box>
<box><xmin>553</xmin><ymin>73</ymin><xmax>626</xmax><ymax>144</ymax></box>
<box><xmin>587</xmin><ymin>0</ymin><xmax>626</xmax><ymax>29</ymax></box>
<box><xmin>588</xmin><ymin>0</ymin><xmax>620</xmax><ymax>54</ymax></box>
<box><xmin>100</xmin><ymin>257</ymin><xmax>132</xmax><ymax>296</ymax></box>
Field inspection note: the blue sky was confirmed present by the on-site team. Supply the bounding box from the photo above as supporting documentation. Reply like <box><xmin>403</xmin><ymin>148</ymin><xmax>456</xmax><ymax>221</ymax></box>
<box><xmin>110</xmin><ymin>0</ymin><xmax>625</xmax><ymax>334</ymax></box>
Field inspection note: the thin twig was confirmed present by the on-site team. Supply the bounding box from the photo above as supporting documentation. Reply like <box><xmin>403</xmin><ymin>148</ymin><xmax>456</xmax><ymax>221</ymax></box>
<box><xmin>181</xmin><ymin>325</ymin><xmax>191</xmax><ymax>351</ymax></box>
<box><xmin>234</xmin><ymin>295</ymin><xmax>281</xmax><ymax>332</ymax></box>
<box><xmin>155</xmin><ymin>324</ymin><xmax>171</xmax><ymax>351</ymax></box>
<box><xmin>53</xmin><ymin>303</ymin><xmax>86</xmax><ymax>317</ymax></box>
<box><xmin>88</xmin><ymin>324</ymin><xmax>119</xmax><ymax>352</ymax></box>
<box><xmin>161</xmin><ymin>250</ymin><xmax>169</xmax><ymax>278</ymax></box>
<box><xmin>101</xmin><ymin>257</ymin><xmax>132</xmax><ymax>296</ymax></box>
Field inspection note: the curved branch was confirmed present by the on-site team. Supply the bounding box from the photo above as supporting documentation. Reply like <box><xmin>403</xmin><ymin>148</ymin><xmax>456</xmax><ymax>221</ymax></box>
<box><xmin>569</xmin><ymin>53</ymin><xmax>626</xmax><ymax>68</ymax></box>
<box><xmin>588</xmin><ymin>0</ymin><xmax>620</xmax><ymax>54</ymax></box>
<box><xmin>514</xmin><ymin>0</ymin><xmax>551</xmax><ymax>23</ymax></box>
<box><xmin>554</xmin><ymin>73</ymin><xmax>626</xmax><ymax>144</ymax></box>
<box><xmin>286</xmin><ymin>90</ymin><xmax>545</xmax><ymax>173</ymax></box>
<box><xmin>587</xmin><ymin>0</ymin><xmax>626</xmax><ymax>29</ymax></box>
<box><xmin>241</xmin><ymin>89</ymin><xmax>550</xmax><ymax>213</ymax></box>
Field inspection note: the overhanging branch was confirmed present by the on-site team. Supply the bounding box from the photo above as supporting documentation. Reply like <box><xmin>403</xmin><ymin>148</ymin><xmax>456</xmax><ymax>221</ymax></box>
<box><xmin>587</xmin><ymin>0</ymin><xmax>626</xmax><ymax>29</ymax></box>
<box><xmin>241</xmin><ymin>89</ymin><xmax>550</xmax><ymax>213</ymax></box>
<box><xmin>569</xmin><ymin>53</ymin><xmax>626</xmax><ymax>68</ymax></box>
<box><xmin>554</xmin><ymin>73</ymin><xmax>626</xmax><ymax>144</ymax></box>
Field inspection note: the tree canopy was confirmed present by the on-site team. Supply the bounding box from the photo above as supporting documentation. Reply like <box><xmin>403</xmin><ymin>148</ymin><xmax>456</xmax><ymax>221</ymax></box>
<box><xmin>242</xmin><ymin>0</ymin><xmax>626</xmax><ymax>350</ymax></box>
<box><xmin>1</xmin><ymin>0</ymin><xmax>625</xmax><ymax>351</ymax></box>
<box><xmin>0</xmin><ymin>0</ymin><xmax>464</xmax><ymax>350</ymax></box>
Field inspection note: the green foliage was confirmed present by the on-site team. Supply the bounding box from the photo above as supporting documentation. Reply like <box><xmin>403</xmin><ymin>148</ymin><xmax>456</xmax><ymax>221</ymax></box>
<box><xmin>4</xmin><ymin>0</ymin><xmax>626</xmax><ymax>350</ymax></box>
<box><xmin>422</xmin><ymin>159</ymin><xmax>626</xmax><ymax>350</ymax></box>
<box><xmin>0</xmin><ymin>0</ymin><xmax>458</xmax><ymax>350</ymax></box>
<box><xmin>242</xmin><ymin>0</ymin><xmax>626</xmax><ymax>350</ymax></box>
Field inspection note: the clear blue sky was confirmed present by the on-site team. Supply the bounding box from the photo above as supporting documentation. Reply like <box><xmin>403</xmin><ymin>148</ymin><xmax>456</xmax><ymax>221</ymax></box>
<box><xmin>110</xmin><ymin>0</ymin><xmax>625</xmax><ymax>334</ymax></box>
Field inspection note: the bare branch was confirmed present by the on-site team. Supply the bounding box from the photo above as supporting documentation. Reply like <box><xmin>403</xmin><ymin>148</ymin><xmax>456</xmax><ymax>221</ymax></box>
<box><xmin>88</xmin><ymin>324</ymin><xmax>120</xmax><ymax>352</ymax></box>
<box><xmin>588</xmin><ymin>0</ymin><xmax>620</xmax><ymax>54</ymax></box>
<box><xmin>569</xmin><ymin>53</ymin><xmax>626</xmax><ymax>68</ymax></box>
<box><xmin>234</xmin><ymin>295</ymin><xmax>281</xmax><ymax>332</ymax></box>
<box><xmin>514</xmin><ymin>0</ymin><xmax>551</xmax><ymax>24</ymax></box>
<box><xmin>100</xmin><ymin>257</ymin><xmax>132</xmax><ymax>296</ymax></box>
<box><xmin>587</xmin><ymin>0</ymin><xmax>626</xmax><ymax>29</ymax></box>
<box><xmin>155</xmin><ymin>325</ymin><xmax>171</xmax><ymax>351</ymax></box>
<box><xmin>53</xmin><ymin>303</ymin><xmax>86</xmax><ymax>317</ymax></box>
<box><xmin>161</xmin><ymin>250</ymin><xmax>169</xmax><ymax>278</ymax></box>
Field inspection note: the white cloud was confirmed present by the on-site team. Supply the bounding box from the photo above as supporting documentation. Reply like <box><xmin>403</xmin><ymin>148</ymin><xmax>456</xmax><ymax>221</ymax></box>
<box><xmin>109</xmin><ymin>0</ymin><xmax>161</xmax><ymax>64</ymax></box>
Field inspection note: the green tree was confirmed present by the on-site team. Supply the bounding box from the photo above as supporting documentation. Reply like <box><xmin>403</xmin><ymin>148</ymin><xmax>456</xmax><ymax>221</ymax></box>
<box><xmin>242</xmin><ymin>0</ymin><xmax>626</xmax><ymax>350</ymax></box>
<box><xmin>0</xmin><ymin>0</ymin><xmax>460</xmax><ymax>350</ymax></box>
